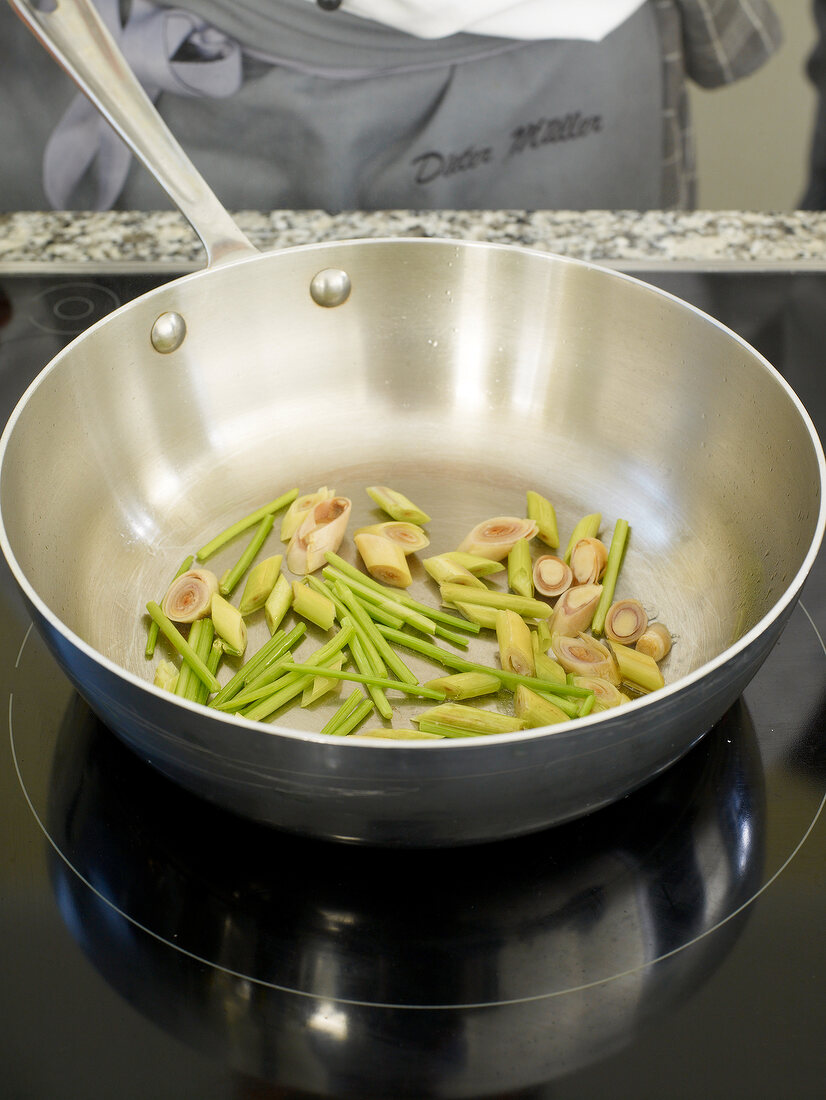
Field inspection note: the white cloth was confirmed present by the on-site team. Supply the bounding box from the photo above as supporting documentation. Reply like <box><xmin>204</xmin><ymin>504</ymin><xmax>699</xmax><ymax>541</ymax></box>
<box><xmin>305</xmin><ymin>0</ymin><xmax>649</xmax><ymax>41</ymax></box>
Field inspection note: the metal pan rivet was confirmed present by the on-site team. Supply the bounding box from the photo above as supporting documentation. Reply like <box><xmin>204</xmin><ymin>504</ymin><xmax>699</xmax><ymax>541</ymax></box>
<box><xmin>151</xmin><ymin>311</ymin><xmax>187</xmax><ymax>353</ymax></box>
<box><xmin>310</xmin><ymin>268</ymin><xmax>351</xmax><ymax>308</ymax></box>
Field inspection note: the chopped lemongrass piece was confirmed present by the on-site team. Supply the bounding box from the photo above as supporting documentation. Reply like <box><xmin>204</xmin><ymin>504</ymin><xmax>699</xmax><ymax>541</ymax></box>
<box><xmin>495</xmin><ymin>609</ymin><xmax>535</xmax><ymax>678</ymax></box>
<box><xmin>366</xmin><ymin>485</ymin><xmax>430</xmax><ymax>525</ymax></box>
<box><xmin>146</xmin><ymin>554</ymin><xmax>194</xmax><ymax>657</ymax></box>
<box><xmin>571</xmin><ymin>675</ymin><xmax>628</xmax><ymax>709</ymax></box>
<box><xmin>453</xmin><ymin>601</ymin><xmax>500</xmax><ymax>629</ymax></box>
<box><xmin>636</xmin><ymin>621</ymin><xmax>672</xmax><ymax>662</ymax></box>
<box><xmin>533</xmin><ymin>649</ymin><xmax>567</xmax><ymax>685</ymax></box>
<box><xmin>610</xmin><ymin>641</ymin><xmax>665</xmax><ymax>693</ymax></box>
<box><xmin>551</xmin><ymin>633</ymin><xmax>620</xmax><ymax>685</ymax></box>
<box><xmin>175</xmin><ymin>618</ymin><xmax>211</xmax><ymax>700</ymax></box>
<box><xmin>457</xmin><ymin>516</ymin><xmax>538</xmax><ymax>561</ymax></box>
<box><xmin>197</xmin><ymin>638</ymin><xmax>225</xmax><ymax>706</ymax></box>
<box><xmin>354</xmin><ymin>521</ymin><xmax>430</xmax><ymax>554</ymax></box>
<box><xmin>301</xmin><ymin>655</ymin><xmax>344</xmax><ymax>707</ymax></box>
<box><xmin>209</xmin><ymin>625</ymin><xmax>304</xmax><ymax>708</ymax></box>
<box><xmin>238</xmin><ymin>554</ymin><xmax>283</xmax><ymax>615</ymax></box>
<box><xmin>532</xmin><ymin>555</ymin><xmax>573</xmax><ymax>598</ymax></box>
<box><xmin>513</xmin><ymin>685</ymin><xmax>570</xmax><ymax>727</ymax></box>
<box><xmin>533</xmin><ymin>618</ymin><xmax>554</xmax><ymax>653</ymax></box>
<box><xmin>287</xmin><ymin>497</ymin><xmax>352</xmax><ymax>574</ymax></box>
<box><xmin>153</xmin><ymin>659</ymin><xmax>179</xmax><ymax>693</ymax></box>
<box><xmin>570</xmin><ymin>537</ymin><xmax>609</xmax><ymax>585</ymax></box>
<box><xmin>507</xmin><ymin>538</ymin><xmax>533</xmax><ymax>598</ymax></box>
<box><xmin>326</xmin><ymin>697</ymin><xmax>376</xmax><ymax>737</ymax></box>
<box><xmin>196</xmin><ymin>489</ymin><xmax>298</xmax><ymax>561</ymax></box>
<box><xmin>526</xmin><ymin>490</ymin><xmax>560</xmax><ymax>548</ymax></box>
<box><xmin>604</xmin><ymin>598</ymin><xmax>648</xmax><ymax>645</ymax></box>
<box><xmin>280</xmin><ymin>487</ymin><xmax>334</xmax><ymax>542</ymax></box>
<box><xmin>413</xmin><ymin>702</ymin><xmax>524</xmax><ymax>736</ymax></box>
<box><xmin>348</xmin><ymin>631</ymin><xmax>392</xmax><ymax>719</ymax></box>
<box><xmin>440</xmin><ymin>583</ymin><xmax>552</xmax><ymax>620</ymax></box>
<box><xmin>533</xmin><ymin>689</ymin><xmax>581</xmax><ymax>718</ymax></box>
<box><xmin>415</xmin><ymin>719</ymin><xmax>487</xmax><ymax>738</ymax></box>
<box><xmin>563</xmin><ymin>513</ymin><xmax>601</xmax><ymax>564</ymax></box>
<box><xmin>161</xmin><ymin>568</ymin><xmax>219</xmax><ymax>623</ymax></box>
<box><xmin>323</xmin><ymin>565</ymin><xmax>436</xmax><ymax>635</ymax></box>
<box><xmin>441</xmin><ymin>551</ymin><xmax>505</xmax><ymax>577</ymax></box>
<box><xmin>276</xmin><ymin>663</ymin><xmax>446</xmax><ymax>700</ymax></box>
<box><xmin>145</xmin><ymin>602</ymin><xmax>221</xmax><ymax>694</ymax></box>
<box><xmin>548</xmin><ymin>583</ymin><xmax>603</xmax><ymax>635</ymax></box>
<box><xmin>321</xmin><ymin>577</ymin><xmax>418</xmax><ymax>685</ymax></box>
<box><xmin>264</xmin><ymin>573</ymin><xmax>292</xmax><ymax>635</ymax></box>
<box><xmin>291</xmin><ymin>581</ymin><xmax>336</xmax><ymax>630</ymax></box>
<box><xmin>219</xmin><ymin>514</ymin><xmax>275</xmax><ymax>597</ymax></box>
<box><xmin>357</xmin><ymin>728</ymin><xmax>444</xmax><ymax>740</ymax></box>
<box><xmin>590</xmin><ymin>519</ymin><xmax>630</xmax><ymax>636</ymax></box>
<box><xmin>423</xmin><ymin>555</ymin><xmax>488</xmax><ymax>589</ymax></box>
<box><xmin>211</xmin><ymin>593</ymin><xmax>248</xmax><ymax>657</ymax></box>
<box><xmin>354</xmin><ymin>531</ymin><xmax>412</xmax><ymax>588</ymax></box>
<box><xmin>423</xmin><ymin>672</ymin><xmax>501</xmax><ymax>700</ymax></box>
<box><xmin>321</xmin><ymin>688</ymin><xmax>367</xmax><ymax>736</ymax></box>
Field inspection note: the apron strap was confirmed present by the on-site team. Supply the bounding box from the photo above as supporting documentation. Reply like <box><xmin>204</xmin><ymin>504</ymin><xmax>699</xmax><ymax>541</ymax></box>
<box><xmin>43</xmin><ymin>0</ymin><xmax>242</xmax><ymax>209</ymax></box>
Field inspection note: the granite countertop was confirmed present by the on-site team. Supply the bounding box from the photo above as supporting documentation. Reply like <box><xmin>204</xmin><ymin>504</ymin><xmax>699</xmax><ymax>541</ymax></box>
<box><xmin>2</xmin><ymin>209</ymin><xmax>826</xmax><ymax>268</ymax></box>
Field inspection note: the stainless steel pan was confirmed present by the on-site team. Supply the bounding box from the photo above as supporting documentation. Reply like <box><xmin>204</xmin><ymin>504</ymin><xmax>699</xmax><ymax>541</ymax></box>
<box><xmin>2</xmin><ymin>0</ymin><xmax>824</xmax><ymax>846</ymax></box>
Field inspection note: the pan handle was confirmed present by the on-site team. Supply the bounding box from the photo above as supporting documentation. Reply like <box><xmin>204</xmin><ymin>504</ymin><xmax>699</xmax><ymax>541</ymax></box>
<box><xmin>10</xmin><ymin>0</ymin><xmax>258</xmax><ymax>267</ymax></box>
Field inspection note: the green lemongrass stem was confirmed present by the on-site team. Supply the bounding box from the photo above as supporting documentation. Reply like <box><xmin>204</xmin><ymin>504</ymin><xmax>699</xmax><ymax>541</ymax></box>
<box><xmin>328</xmin><ymin>581</ymin><xmax>389</xmax><ymax>676</ymax></box>
<box><xmin>196</xmin><ymin>489</ymin><xmax>298</xmax><ymax>561</ymax></box>
<box><xmin>533</xmin><ymin>688</ymin><xmax>580</xmax><ymax>719</ymax></box>
<box><xmin>563</xmin><ymin>513</ymin><xmax>601</xmax><ymax>563</ymax></box>
<box><xmin>376</xmin><ymin>624</ymin><xmax>594</xmax><ymax>699</ymax></box>
<box><xmin>242</xmin><ymin>628</ymin><xmax>355</xmax><ymax>722</ymax></box>
<box><xmin>578</xmin><ymin>692</ymin><xmax>596</xmax><ymax>717</ymax></box>
<box><xmin>321</xmin><ymin>689</ymin><xmax>367</xmax><ymax>736</ymax></box>
<box><xmin>349</xmin><ymin>632</ymin><xmax>392</xmax><ymax>720</ymax></box>
<box><xmin>325</xmin><ymin>697</ymin><xmax>376</xmax><ymax>737</ymax></box>
<box><xmin>441</xmin><ymin>551</ymin><xmax>505</xmax><ymax>577</ymax></box>
<box><xmin>366</xmin><ymin>485</ymin><xmax>430</xmax><ymax>525</ymax></box>
<box><xmin>431</xmin><ymin>621</ymin><xmax>473</xmax><ymax>648</ymax></box>
<box><xmin>209</xmin><ymin>624</ymin><xmax>304</xmax><ymax>707</ymax></box>
<box><xmin>173</xmin><ymin>619</ymin><xmax>200</xmax><ymax>700</ymax></box>
<box><xmin>177</xmin><ymin>618</ymin><xmax>215</xmax><ymax>702</ymax></box>
<box><xmin>145</xmin><ymin>554</ymin><xmax>194</xmax><ymax>658</ymax></box>
<box><xmin>301</xmin><ymin>655</ymin><xmax>344</xmax><ymax>707</ymax></box>
<box><xmin>322</xmin><ymin>565</ymin><xmax>435</xmax><ymax>635</ymax></box>
<box><xmin>533</xmin><ymin>618</ymin><xmax>554</xmax><ymax>654</ymax></box>
<box><xmin>219</xmin><ymin>513</ymin><xmax>275</xmax><ymax>597</ymax></box>
<box><xmin>590</xmin><ymin>519</ymin><xmax>630</xmax><ymax>636</ymax></box>
<box><xmin>145</xmin><ymin>602</ymin><xmax>220</xmax><ymax>694</ymax></box>
<box><xmin>526</xmin><ymin>490</ymin><xmax>560</xmax><ymax>548</ymax></box>
<box><xmin>325</xmin><ymin>578</ymin><xmax>418</xmax><ymax>685</ymax></box>
<box><xmin>277</xmin><ymin>663</ymin><xmax>446</xmax><ymax>700</ymax></box>
<box><xmin>439</xmin><ymin>583</ymin><xmax>551</xmax><ymax>620</ymax></box>
<box><xmin>507</xmin><ymin>538</ymin><xmax>534</xmax><ymax>598</ymax></box>
<box><xmin>324</xmin><ymin>553</ymin><xmax>479</xmax><ymax>634</ymax></box>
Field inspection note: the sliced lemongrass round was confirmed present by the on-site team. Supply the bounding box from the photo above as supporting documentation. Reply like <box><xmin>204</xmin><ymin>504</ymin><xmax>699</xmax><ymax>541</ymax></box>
<box><xmin>533</xmin><ymin>554</ymin><xmax>573</xmax><ymax>598</ymax></box>
<box><xmin>570</xmin><ymin>537</ymin><xmax>608</xmax><ymax>585</ymax></box>
<box><xmin>457</xmin><ymin>516</ymin><xmax>538</xmax><ymax>561</ymax></box>
<box><xmin>551</xmin><ymin>633</ymin><xmax>620</xmax><ymax>685</ymax></box>
<box><xmin>635</xmin><ymin>621</ymin><xmax>673</xmax><ymax>662</ymax></box>
<box><xmin>161</xmin><ymin>568</ymin><xmax>219</xmax><ymax>623</ymax></box>
<box><xmin>604</xmin><ymin>598</ymin><xmax>648</xmax><ymax>645</ymax></box>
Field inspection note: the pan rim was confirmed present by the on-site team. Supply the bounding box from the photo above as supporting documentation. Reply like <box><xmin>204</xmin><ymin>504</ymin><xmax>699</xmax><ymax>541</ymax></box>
<box><xmin>1</xmin><ymin>236</ymin><xmax>824</xmax><ymax>749</ymax></box>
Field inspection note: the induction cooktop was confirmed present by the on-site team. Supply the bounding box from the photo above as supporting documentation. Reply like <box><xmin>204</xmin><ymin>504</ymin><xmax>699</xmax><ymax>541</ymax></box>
<box><xmin>1</xmin><ymin>264</ymin><xmax>824</xmax><ymax>1099</ymax></box>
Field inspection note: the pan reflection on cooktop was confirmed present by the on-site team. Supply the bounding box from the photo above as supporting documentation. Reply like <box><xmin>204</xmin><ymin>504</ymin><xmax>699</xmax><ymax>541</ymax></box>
<box><xmin>8</xmin><ymin>598</ymin><xmax>826</xmax><ymax>1096</ymax></box>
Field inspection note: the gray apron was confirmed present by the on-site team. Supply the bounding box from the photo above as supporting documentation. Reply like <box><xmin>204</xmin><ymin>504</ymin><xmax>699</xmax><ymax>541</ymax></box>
<box><xmin>3</xmin><ymin>0</ymin><xmax>664</xmax><ymax>210</ymax></box>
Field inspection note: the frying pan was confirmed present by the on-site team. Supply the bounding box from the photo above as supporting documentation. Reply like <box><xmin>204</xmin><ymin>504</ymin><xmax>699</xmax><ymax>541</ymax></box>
<box><xmin>2</xmin><ymin>0</ymin><xmax>824</xmax><ymax>847</ymax></box>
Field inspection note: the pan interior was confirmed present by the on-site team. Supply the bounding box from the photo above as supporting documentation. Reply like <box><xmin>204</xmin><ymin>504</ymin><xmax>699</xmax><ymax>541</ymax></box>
<box><xmin>0</xmin><ymin>240</ymin><xmax>820</xmax><ymax>733</ymax></box>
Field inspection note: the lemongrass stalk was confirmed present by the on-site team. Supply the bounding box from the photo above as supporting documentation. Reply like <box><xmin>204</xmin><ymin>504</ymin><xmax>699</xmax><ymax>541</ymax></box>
<box><xmin>513</xmin><ymin>685</ymin><xmax>570</xmax><ymax>727</ymax></box>
<box><xmin>412</xmin><ymin>703</ymin><xmax>524</xmax><ymax>736</ymax></box>
<box><xmin>377</xmin><ymin>624</ymin><xmax>593</xmax><ymax>699</ymax></box>
<box><xmin>321</xmin><ymin>689</ymin><xmax>367</xmax><ymax>736</ymax></box>
<box><xmin>507</xmin><ymin>538</ymin><xmax>534</xmax><ymax>598</ymax></box>
<box><xmin>173</xmin><ymin>618</ymin><xmax>200</xmax><ymax>700</ymax></box>
<box><xmin>301</xmin><ymin>655</ymin><xmax>344</xmax><ymax>707</ymax></box>
<box><xmin>211</xmin><ymin>593</ymin><xmax>247</xmax><ymax>656</ymax></box>
<box><xmin>324</xmin><ymin>553</ymin><xmax>480</xmax><ymax>634</ymax></box>
<box><xmin>423</xmin><ymin>555</ymin><xmax>488</xmax><ymax>589</ymax></box>
<box><xmin>563</xmin><ymin>513</ymin><xmax>601</xmax><ymax>564</ymax></box>
<box><xmin>209</xmin><ymin>625</ymin><xmax>303</xmax><ymax>707</ymax></box>
<box><xmin>423</xmin><ymin>672</ymin><xmax>501</xmax><ymax>700</ymax></box>
<box><xmin>264</xmin><ymin>574</ymin><xmax>292</xmax><ymax>635</ymax></box>
<box><xmin>196</xmin><ymin>489</ymin><xmax>298</xmax><ymax>561</ymax></box>
<box><xmin>356</xmin><ymin>728</ymin><xmax>444</xmax><ymax>740</ymax></box>
<box><xmin>292</xmin><ymin>581</ymin><xmax>336</xmax><ymax>630</ymax></box>
<box><xmin>533</xmin><ymin>649</ymin><xmax>567</xmax><ymax>685</ymax></box>
<box><xmin>441</xmin><ymin>551</ymin><xmax>505</xmax><ymax>577</ymax></box>
<box><xmin>453</xmin><ymin>601</ymin><xmax>500</xmax><ymax>630</ymax></box>
<box><xmin>197</xmin><ymin>637</ymin><xmax>225</xmax><ymax>705</ymax></box>
<box><xmin>526</xmin><ymin>490</ymin><xmax>560</xmax><ymax>548</ymax></box>
<box><xmin>153</xmin><ymin>659</ymin><xmax>179</xmax><ymax>693</ymax></box>
<box><xmin>431</xmin><ymin>622</ymin><xmax>473</xmax><ymax>648</ymax></box>
<box><xmin>349</xmin><ymin>631</ymin><xmax>392</xmax><ymax>720</ymax></box>
<box><xmin>610</xmin><ymin>640</ymin><xmax>665</xmax><ymax>693</ymax></box>
<box><xmin>326</xmin><ymin>578</ymin><xmax>418</xmax><ymax>685</ymax></box>
<box><xmin>578</xmin><ymin>693</ymin><xmax>596</xmax><ymax>717</ymax></box>
<box><xmin>439</xmin><ymin>583</ymin><xmax>552</xmax><ymax>620</ymax></box>
<box><xmin>590</xmin><ymin>519</ymin><xmax>630</xmax><ymax>636</ymax></box>
<box><xmin>322</xmin><ymin>565</ymin><xmax>436</xmax><ymax>635</ymax></box>
<box><xmin>533</xmin><ymin>689</ymin><xmax>581</xmax><ymax>719</ymax></box>
<box><xmin>533</xmin><ymin>618</ymin><xmax>554</xmax><ymax>654</ymax></box>
<box><xmin>242</xmin><ymin>624</ymin><xmax>355</xmax><ymax>721</ymax></box>
<box><xmin>238</xmin><ymin>554</ymin><xmax>282</xmax><ymax>615</ymax></box>
<box><xmin>495</xmin><ymin>609</ymin><xmax>535</xmax><ymax>677</ymax></box>
<box><xmin>277</xmin><ymin>662</ymin><xmax>446</xmax><ymax>700</ymax></box>
<box><xmin>366</xmin><ymin>485</ymin><xmax>430</xmax><ymax>525</ymax></box>
<box><xmin>228</xmin><ymin>622</ymin><xmax>353</xmax><ymax>709</ymax></box>
<box><xmin>219</xmin><ymin>514</ymin><xmax>275</xmax><ymax>597</ymax></box>
<box><xmin>145</xmin><ymin>554</ymin><xmax>194</xmax><ymax>658</ymax></box>
<box><xmin>176</xmin><ymin>618</ymin><xmax>214</xmax><ymax>702</ymax></box>
<box><xmin>329</xmin><ymin>583</ymin><xmax>388</xmax><ymax>676</ymax></box>
<box><xmin>325</xmin><ymin>697</ymin><xmax>376</xmax><ymax>737</ymax></box>
<box><xmin>145</xmin><ymin>601</ymin><xmax>220</xmax><ymax>694</ymax></box>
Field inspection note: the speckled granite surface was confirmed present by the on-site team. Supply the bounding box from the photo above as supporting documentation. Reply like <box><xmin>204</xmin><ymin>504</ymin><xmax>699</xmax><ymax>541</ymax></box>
<box><xmin>2</xmin><ymin>209</ymin><xmax>826</xmax><ymax>267</ymax></box>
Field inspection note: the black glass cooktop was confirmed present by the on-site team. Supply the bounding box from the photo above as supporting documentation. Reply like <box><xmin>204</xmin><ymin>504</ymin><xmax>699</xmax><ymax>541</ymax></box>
<box><xmin>1</xmin><ymin>264</ymin><xmax>825</xmax><ymax>1099</ymax></box>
